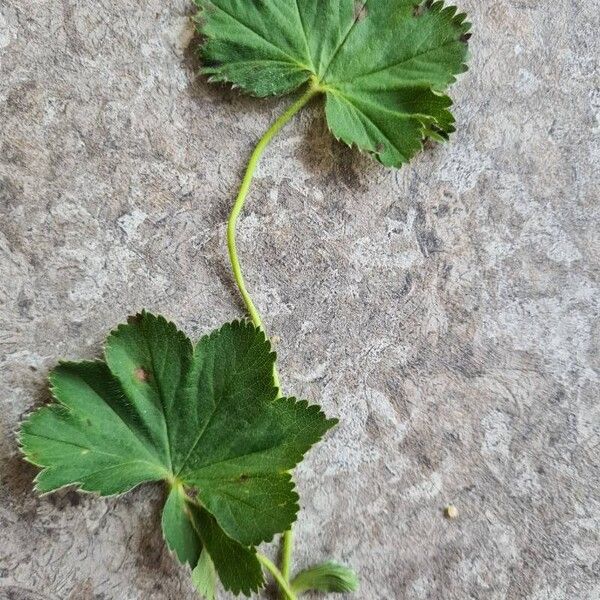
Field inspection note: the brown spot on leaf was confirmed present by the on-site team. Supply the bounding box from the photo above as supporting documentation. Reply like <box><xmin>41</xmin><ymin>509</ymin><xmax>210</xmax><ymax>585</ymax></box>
<box><xmin>460</xmin><ymin>32</ymin><xmax>472</xmax><ymax>43</ymax></box>
<box><xmin>239</xmin><ymin>474</ymin><xmax>249</xmax><ymax>483</ymax></box>
<box><xmin>354</xmin><ymin>1</ymin><xmax>368</xmax><ymax>22</ymax></box>
<box><xmin>134</xmin><ymin>367</ymin><xmax>149</xmax><ymax>382</ymax></box>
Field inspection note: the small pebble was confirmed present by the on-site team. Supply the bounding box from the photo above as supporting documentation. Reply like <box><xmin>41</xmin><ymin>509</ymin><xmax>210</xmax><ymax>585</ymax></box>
<box><xmin>445</xmin><ymin>504</ymin><xmax>459</xmax><ymax>519</ymax></box>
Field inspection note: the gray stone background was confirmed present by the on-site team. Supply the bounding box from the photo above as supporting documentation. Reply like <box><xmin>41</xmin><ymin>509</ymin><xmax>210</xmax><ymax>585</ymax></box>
<box><xmin>1</xmin><ymin>1</ymin><xmax>598</xmax><ymax>599</ymax></box>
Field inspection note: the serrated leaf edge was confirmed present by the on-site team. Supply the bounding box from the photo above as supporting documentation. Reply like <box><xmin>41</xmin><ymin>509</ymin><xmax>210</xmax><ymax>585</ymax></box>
<box><xmin>194</xmin><ymin>0</ymin><xmax>471</xmax><ymax>167</ymax></box>
<box><xmin>18</xmin><ymin>313</ymin><xmax>338</xmax><ymax>544</ymax></box>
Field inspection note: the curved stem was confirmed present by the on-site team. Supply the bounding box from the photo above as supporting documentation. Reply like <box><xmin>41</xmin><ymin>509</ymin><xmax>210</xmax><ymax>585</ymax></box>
<box><xmin>226</xmin><ymin>84</ymin><xmax>318</xmax><ymax>392</ymax></box>
<box><xmin>257</xmin><ymin>553</ymin><xmax>297</xmax><ymax>600</ymax></box>
<box><xmin>226</xmin><ymin>82</ymin><xmax>319</xmax><ymax>599</ymax></box>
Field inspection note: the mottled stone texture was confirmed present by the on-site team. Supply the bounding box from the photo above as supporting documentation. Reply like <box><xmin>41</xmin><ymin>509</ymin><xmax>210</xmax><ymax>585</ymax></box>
<box><xmin>0</xmin><ymin>1</ymin><xmax>598</xmax><ymax>599</ymax></box>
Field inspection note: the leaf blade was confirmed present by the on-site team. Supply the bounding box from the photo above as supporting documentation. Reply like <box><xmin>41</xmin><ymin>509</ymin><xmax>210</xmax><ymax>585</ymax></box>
<box><xmin>178</xmin><ymin>322</ymin><xmax>336</xmax><ymax>546</ymax></box>
<box><xmin>162</xmin><ymin>484</ymin><xmax>203</xmax><ymax>567</ymax></box>
<box><xmin>104</xmin><ymin>311</ymin><xmax>194</xmax><ymax>469</ymax></box>
<box><xmin>191</xmin><ymin>504</ymin><xmax>265</xmax><ymax>596</ymax></box>
<box><xmin>19</xmin><ymin>314</ymin><xmax>337</xmax><ymax>595</ymax></box>
<box><xmin>192</xmin><ymin>549</ymin><xmax>217</xmax><ymax>600</ymax></box>
<box><xmin>196</xmin><ymin>0</ymin><xmax>313</xmax><ymax>96</ymax></box>
<box><xmin>196</xmin><ymin>0</ymin><xmax>471</xmax><ymax>167</ymax></box>
<box><xmin>20</xmin><ymin>361</ymin><xmax>168</xmax><ymax>495</ymax></box>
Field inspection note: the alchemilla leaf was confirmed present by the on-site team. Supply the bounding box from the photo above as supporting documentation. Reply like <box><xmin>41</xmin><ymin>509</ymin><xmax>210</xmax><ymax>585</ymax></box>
<box><xmin>19</xmin><ymin>312</ymin><xmax>336</xmax><ymax>594</ymax></box>
<box><xmin>192</xmin><ymin>548</ymin><xmax>217</xmax><ymax>600</ymax></box>
<box><xmin>196</xmin><ymin>0</ymin><xmax>470</xmax><ymax>167</ymax></box>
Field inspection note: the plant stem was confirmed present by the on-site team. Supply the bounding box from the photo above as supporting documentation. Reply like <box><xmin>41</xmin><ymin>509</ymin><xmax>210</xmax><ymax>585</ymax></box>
<box><xmin>226</xmin><ymin>83</ymin><xmax>319</xmax><ymax>598</ymax></box>
<box><xmin>226</xmin><ymin>84</ymin><xmax>318</xmax><ymax>392</ymax></box>
<box><xmin>280</xmin><ymin>527</ymin><xmax>294</xmax><ymax>582</ymax></box>
<box><xmin>257</xmin><ymin>553</ymin><xmax>297</xmax><ymax>600</ymax></box>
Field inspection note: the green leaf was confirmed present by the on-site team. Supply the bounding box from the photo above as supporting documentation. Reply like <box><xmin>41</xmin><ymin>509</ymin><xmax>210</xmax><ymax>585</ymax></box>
<box><xmin>19</xmin><ymin>312</ymin><xmax>336</xmax><ymax>595</ymax></box>
<box><xmin>195</xmin><ymin>0</ymin><xmax>470</xmax><ymax>167</ymax></box>
<box><xmin>162</xmin><ymin>484</ymin><xmax>203</xmax><ymax>566</ymax></box>
<box><xmin>20</xmin><ymin>361</ymin><xmax>169</xmax><ymax>494</ymax></box>
<box><xmin>164</xmin><ymin>483</ymin><xmax>264</xmax><ymax>596</ymax></box>
<box><xmin>192</xmin><ymin>549</ymin><xmax>217</xmax><ymax>600</ymax></box>
<box><xmin>190</xmin><ymin>503</ymin><xmax>265</xmax><ymax>596</ymax></box>
<box><xmin>291</xmin><ymin>561</ymin><xmax>359</xmax><ymax>595</ymax></box>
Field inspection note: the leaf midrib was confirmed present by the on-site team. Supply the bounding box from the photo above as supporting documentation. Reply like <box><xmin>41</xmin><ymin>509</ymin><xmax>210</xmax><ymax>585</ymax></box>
<box><xmin>144</xmin><ymin>328</ymin><xmax>175</xmax><ymax>473</ymax></box>
<box><xmin>173</xmin><ymin>328</ymin><xmax>276</xmax><ymax>479</ymax></box>
<box><xmin>207</xmin><ymin>0</ymin><xmax>312</xmax><ymax>72</ymax></box>
<box><xmin>174</xmin><ymin>406</ymin><xmax>218</xmax><ymax>479</ymax></box>
<box><xmin>292</xmin><ymin>0</ymin><xmax>314</xmax><ymax>72</ymax></box>
<box><xmin>28</xmin><ymin>431</ymin><xmax>166</xmax><ymax>473</ymax></box>
<box><xmin>318</xmin><ymin>0</ymin><xmax>369</xmax><ymax>81</ymax></box>
<box><xmin>327</xmin><ymin>38</ymin><xmax>466</xmax><ymax>88</ymax></box>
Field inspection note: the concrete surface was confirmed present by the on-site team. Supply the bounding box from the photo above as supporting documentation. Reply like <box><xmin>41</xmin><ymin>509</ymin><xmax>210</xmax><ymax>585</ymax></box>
<box><xmin>1</xmin><ymin>1</ymin><xmax>599</xmax><ymax>599</ymax></box>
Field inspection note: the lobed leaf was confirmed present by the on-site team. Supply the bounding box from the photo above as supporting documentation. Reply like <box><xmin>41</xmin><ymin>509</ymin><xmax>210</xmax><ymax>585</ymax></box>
<box><xmin>19</xmin><ymin>312</ymin><xmax>336</xmax><ymax>595</ymax></box>
<box><xmin>195</xmin><ymin>0</ymin><xmax>471</xmax><ymax>167</ymax></box>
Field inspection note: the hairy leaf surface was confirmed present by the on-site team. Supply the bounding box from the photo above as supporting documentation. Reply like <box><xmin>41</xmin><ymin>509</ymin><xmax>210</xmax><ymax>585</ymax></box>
<box><xmin>196</xmin><ymin>0</ymin><xmax>470</xmax><ymax>166</ymax></box>
<box><xmin>192</xmin><ymin>549</ymin><xmax>217</xmax><ymax>599</ymax></box>
<box><xmin>19</xmin><ymin>312</ymin><xmax>336</xmax><ymax>594</ymax></box>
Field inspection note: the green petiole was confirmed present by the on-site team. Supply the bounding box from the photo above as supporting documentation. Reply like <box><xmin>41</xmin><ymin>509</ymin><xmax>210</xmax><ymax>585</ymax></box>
<box><xmin>257</xmin><ymin>553</ymin><xmax>298</xmax><ymax>600</ymax></box>
<box><xmin>225</xmin><ymin>82</ymin><xmax>321</xmax><ymax>597</ymax></box>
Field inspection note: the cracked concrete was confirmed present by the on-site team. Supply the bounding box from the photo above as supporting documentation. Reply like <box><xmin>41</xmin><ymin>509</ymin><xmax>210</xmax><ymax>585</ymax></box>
<box><xmin>1</xmin><ymin>1</ymin><xmax>599</xmax><ymax>599</ymax></box>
